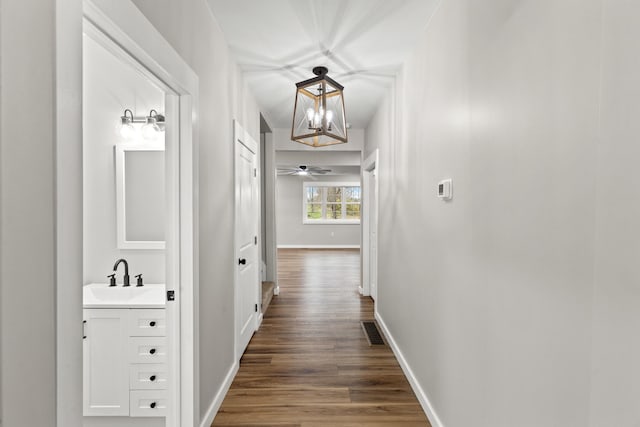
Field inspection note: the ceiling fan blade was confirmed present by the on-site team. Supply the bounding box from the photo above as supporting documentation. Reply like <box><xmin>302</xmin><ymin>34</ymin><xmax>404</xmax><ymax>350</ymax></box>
<box><xmin>306</xmin><ymin>167</ymin><xmax>331</xmax><ymax>174</ymax></box>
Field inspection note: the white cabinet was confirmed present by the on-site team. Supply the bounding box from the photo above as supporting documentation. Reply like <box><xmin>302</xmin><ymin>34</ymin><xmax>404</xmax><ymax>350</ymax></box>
<box><xmin>83</xmin><ymin>309</ymin><xmax>129</xmax><ymax>415</ymax></box>
<box><xmin>83</xmin><ymin>308</ymin><xmax>167</xmax><ymax>417</ymax></box>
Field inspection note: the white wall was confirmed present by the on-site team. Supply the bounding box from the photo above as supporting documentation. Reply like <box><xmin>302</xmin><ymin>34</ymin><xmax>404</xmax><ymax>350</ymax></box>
<box><xmin>83</xmin><ymin>35</ymin><xmax>166</xmax><ymax>287</ymax></box>
<box><xmin>129</xmin><ymin>0</ymin><xmax>260</xmax><ymax>422</ymax></box>
<box><xmin>0</xmin><ymin>0</ymin><xmax>58</xmax><ymax>426</ymax></box>
<box><xmin>365</xmin><ymin>0</ymin><xmax>634</xmax><ymax>426</ymax></box>
<box><xmin>276</xmin><ymin>175</ymin><xmax>361</xmax><ymax>247</ymax></box>
<box><xmin>590</xmin><ymin>1</ymin><xmax>640</xmax><ymax>425</ymax></box>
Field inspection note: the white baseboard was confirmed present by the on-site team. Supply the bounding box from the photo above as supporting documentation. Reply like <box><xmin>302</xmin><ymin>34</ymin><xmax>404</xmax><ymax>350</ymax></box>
<box><xmin>375</xmin><ymin>311</ymin><xmax>444</xmax><ymax>427</ymax></box>
<box><xmin>199</xmin><ymin>361</ymin><xmax>239</xmax><ymax>427</ymax></box>
<box><xmin>277</xmin><ymin>244</ymin><xmax>360</xmax><ymax>249</ymax></box>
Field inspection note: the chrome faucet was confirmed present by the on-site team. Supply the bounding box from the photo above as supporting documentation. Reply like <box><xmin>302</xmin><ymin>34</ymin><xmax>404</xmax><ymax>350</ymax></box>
<box><xmin>113</xmin><ymin>258</ymin><xmax>130</xmax><ymax>287</ymax></box>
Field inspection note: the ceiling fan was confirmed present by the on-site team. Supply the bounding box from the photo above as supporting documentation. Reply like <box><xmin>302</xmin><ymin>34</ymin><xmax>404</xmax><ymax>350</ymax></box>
<box><xmin>276</xmin><ymin>165</ymin><xmax>331</xmax><ymax>177</ymax></box>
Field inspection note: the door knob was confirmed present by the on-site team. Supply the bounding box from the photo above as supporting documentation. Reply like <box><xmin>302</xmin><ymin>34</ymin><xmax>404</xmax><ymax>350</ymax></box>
<box><xmin>149</xmin><ymin>375</ymin><xmax>156</xmax><ymax>382</ymax></box>
<box><xmin>150</xmin><ymin>402</ymin><xmax>157</xmax><ymax>409</ymax></box>
<box><xmin>149</xmin><ymin>348</ymin><xmax>156</xmax><ymax>355</ymax></box>
<box><xmin>238</xmin><ymin>258</ymin><xmax>246</xmax><ymax>265</ymax></box>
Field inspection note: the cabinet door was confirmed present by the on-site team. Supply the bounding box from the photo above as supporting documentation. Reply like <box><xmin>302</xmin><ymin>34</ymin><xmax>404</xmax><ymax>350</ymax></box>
<box><xmin>83</xmin><ymin>309</ymin><xmax>129</xmax><ymax>416</ymax></box>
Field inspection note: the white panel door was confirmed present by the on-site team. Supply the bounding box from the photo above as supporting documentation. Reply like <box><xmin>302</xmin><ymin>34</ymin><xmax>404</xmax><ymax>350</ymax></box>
<box><xmin>83</xmin><ymin>308</ymin><xmax>129</xmax><ymax>416</ymax></box>
<box><xmin>234</xmin><ymin>120</ymin><xmax>259</xmax><ymax>358</ymax></box>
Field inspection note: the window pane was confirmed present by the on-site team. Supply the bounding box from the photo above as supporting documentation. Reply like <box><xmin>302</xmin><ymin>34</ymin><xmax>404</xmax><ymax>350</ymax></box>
<box><xmin>325</xmin><ymin>203</ymin><xmax>342</xmax><ymax>219</ymax></box>
<box><xmin>346</xmin><ymin>203</ymin><xmax>361</xmax><ymax>219</ymax></box>
<box><xmin>306</xmin><ymin>187</ymin><xmax>321</xmax><ymax>203</ymax></box>
<box><xmin>306</xmin><ymin>203</ymin><xmax>322</xmax><ymax>219</ymax></box>
<box><xmin>326</xmin><ymin>187</ymin><xmax>342</xmax><ymax>203</ymax></box>
<box><xmin>344</xmin><ymin>186</ymin><xmax>361</xmax><ymax>203</ymax></box>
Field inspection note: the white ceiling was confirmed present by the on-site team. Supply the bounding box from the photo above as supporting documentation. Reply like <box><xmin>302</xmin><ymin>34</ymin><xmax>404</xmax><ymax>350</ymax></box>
<box><xmin>207</xmin><ymin>0</ymin><xmax>439</xmax><ymax>129</ymax></box>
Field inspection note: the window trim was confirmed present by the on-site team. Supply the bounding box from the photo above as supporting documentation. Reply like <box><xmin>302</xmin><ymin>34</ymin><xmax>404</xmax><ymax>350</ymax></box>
<box><xmin>302</xmin><ymin>181</ymin><xmax>361</xmax><ymax>225</ymax></box>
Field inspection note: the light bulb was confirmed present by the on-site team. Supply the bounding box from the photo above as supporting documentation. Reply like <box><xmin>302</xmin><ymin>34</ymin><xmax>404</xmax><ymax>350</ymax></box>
<box><xmin>326</xmin><ymin>110</ymin><xmax>333</xmax><ymax>123</ymax></box>
<box><xmin>142</xmin><ymin>123</ymin><xmax>159</xmax><ymax>140</ymax></box>
<box><xmin>120</xmin><ymin>123</ymin><xmax>135</xmax><ymax>139</ymax></box>
<box><xmin>325</xmin><ymin>110</ymin><xmax>334</xmax><ymax>131</ymax></box>
<box><xmin>306</xmin><ymin>108</ymin><xmax>314</xmax><ymax>121</ymax></box>
<box><xmin>298</xmin><ymin>170</ymin><xmax>308</xmax><ymax>176</ymax></box>
<box><xmin>142</xmin><ymin>116</ymin><xmax>160</xmax><ymax>140</ymax></box>
<box><xmin>120</xmin><ymin>110</ymin><xmax>135</xmax><ymax>139</ymax></box>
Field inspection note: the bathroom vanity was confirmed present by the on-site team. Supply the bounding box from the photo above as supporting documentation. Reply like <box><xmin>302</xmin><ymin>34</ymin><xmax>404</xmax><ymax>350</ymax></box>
<box><xmin>83</xmin><ymin>283</ymin><xmax>167</xmax><ymax>418</ymax></box>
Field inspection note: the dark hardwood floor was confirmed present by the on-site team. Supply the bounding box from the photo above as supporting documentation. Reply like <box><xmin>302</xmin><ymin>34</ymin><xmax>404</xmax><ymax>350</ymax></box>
<box><xmin>212</xmin><ymin>248</ymin><xmax>431</xmax><ymax>427</ymax></box>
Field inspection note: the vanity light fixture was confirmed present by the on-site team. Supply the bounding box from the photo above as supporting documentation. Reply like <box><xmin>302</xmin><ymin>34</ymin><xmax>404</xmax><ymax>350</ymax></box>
<box><xmin>291</xmin><ymin>66</ymin><xmax>348</xmax><ymax>147</ymax></box>
<box><xmin>119</xmin><ymin>109</ymin><xmax>165</xmax><ymax>140</ymax></box>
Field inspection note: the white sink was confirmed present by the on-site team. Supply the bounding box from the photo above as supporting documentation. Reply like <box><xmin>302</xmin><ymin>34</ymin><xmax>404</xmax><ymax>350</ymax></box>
<box><xmin>83</xmin><ymin>283</ymin><xmax>166</xmax><ymax>308</ymax></box>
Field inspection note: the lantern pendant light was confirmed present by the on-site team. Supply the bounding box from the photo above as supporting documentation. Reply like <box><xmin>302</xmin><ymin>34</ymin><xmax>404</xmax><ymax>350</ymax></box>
<box><xmin>291</xmin><ymin>66</ymin><xmax>348</xmax><ymax>147</ymax></box>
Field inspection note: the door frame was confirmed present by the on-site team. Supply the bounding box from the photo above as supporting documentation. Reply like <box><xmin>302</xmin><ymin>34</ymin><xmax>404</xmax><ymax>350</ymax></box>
<box><xmin>234</xmin><ymin>119</ymin><xmax>261</xmax><ymax>361</ymax></box>
<box><xmin>264</xmin><ymin>132</ymin><xmax>279</xmax><ymax>295</ymax></box>
<box><xmin>58</xmin><ymin>1</ymin><xmax>200</xmax><ymax>425</ymax></box>
<box><xmin>361</xmin><ymin>149</ymin><xmax>379</xmax><ymax>299</ymax></box>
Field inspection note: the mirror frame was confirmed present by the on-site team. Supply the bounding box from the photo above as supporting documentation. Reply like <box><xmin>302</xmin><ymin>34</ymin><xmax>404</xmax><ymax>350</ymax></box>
<box><xmin>114</xmin><ymin>141</ymin><xmax>166</xmax><ymax>249</ymax></box>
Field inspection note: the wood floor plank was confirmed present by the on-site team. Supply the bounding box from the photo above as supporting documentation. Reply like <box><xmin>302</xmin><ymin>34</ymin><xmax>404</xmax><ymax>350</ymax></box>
<box><xmin>211</xmin><ymin>249</ymin><xmax>431</xmax><ymax>426</ymax></box>
<box><xmin>222</xmin><ymin>388</ymin><xmax>351</xmax><ymax>406</ymax></box>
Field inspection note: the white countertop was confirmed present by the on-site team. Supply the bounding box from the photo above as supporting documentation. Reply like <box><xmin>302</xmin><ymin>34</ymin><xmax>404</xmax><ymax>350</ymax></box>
<box><xmin>83</xmin><ymin>283</ymin><xmax>166</xmax><ymax>308</ymax></box>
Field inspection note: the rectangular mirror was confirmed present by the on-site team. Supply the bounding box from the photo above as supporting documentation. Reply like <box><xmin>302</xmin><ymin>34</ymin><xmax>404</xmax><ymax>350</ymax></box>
<box><xmin>115</xmin><ymin>142</ymin><xmax>165</xmax><ymax>249</ymax></box>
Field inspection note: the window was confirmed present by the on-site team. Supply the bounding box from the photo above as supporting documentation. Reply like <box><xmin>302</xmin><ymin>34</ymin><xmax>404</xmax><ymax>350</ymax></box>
<box><xmin>303</xmin><ymin>182</ymin><xmax>361</xmax><ymax>224</ymax></box>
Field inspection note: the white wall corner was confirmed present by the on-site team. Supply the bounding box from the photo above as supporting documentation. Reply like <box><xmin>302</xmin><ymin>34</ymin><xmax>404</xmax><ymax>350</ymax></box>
<box><xmin>199</xmin><ymin>361</ymin><xmax>238</xmax><ymax>427</ymax></box>
<box><xmin>374</xmin><ymin>312</ymin><xmax>444</xmax><ymax>427</ymax></box>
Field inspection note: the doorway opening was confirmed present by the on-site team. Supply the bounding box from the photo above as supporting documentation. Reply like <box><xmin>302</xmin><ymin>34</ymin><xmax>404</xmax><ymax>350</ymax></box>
<box><xmin>361</xmin><ymin>149</ymin><xmax>379</xmax><ymax>303</ymax></box>
<box><xmin>72</xmin><ymin>2</ymin><xmax>199</xmax><ymax>426</ymax></box>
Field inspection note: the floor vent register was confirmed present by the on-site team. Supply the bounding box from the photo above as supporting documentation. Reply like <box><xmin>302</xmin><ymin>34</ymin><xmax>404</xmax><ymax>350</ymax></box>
<box><xmin>361</xmin><ymin>321</ymin><xmax>386</xmax><ymax>346</ymax></box>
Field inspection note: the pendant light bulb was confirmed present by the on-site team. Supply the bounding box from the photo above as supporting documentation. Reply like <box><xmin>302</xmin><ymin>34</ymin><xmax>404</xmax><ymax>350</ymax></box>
<box><xmin>325</xmin><ymin>110</ymin><xmax>333</xmax><ymax>124</ymax></box>
<box><xmin>325</xmin><ymin>110</ymin><xmax>334</xmax><ymax>131</ymax></box>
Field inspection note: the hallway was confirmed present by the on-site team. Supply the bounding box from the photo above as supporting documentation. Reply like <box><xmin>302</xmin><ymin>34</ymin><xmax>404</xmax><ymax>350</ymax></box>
<box><xmin>212</xmin><ymin>249</ymin><xmax>430</xmax><ymax>426</ymax></box>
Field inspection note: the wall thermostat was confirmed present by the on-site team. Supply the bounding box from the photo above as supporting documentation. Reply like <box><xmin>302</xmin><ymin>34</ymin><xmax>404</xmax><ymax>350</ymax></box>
<box><xmin>437</xmin><ymin>179</ymin><xmax>452</xmax><ymax>200</ymax></box>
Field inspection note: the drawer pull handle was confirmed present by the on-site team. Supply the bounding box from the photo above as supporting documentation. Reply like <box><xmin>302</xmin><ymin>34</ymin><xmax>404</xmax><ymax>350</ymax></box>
<box><xmin>150</xmin><ymin>402</ymin><xmax>157</xmax><ymax>409</ymax></box>
<box><xmin>149</xmin><ymin>375</ymin><xmax>156</xmax><ymax>382</ymax></box>
<box><xmin>149</xmin><ymin>321</ymin><xmax>156</xmax><ymax>327</ymax></box>
<box><xmin>149</xmin><ymin>348</ymin><xmax>157</xmax><ymax>355</ymax></box>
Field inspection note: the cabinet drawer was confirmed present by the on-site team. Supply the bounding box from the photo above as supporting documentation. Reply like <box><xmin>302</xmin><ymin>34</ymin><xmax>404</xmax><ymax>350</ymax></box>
<box><xmin>128</xmin><ymin>337</ymin><xmax>168</xmax><ymax>364</ymax></box>
<box><xmin>130</xmin><ymin>363</ymin><xmax>168</xmax><ymax>390</ymax></box>
<box><xmin>129</xmin><ymin>309</ymin><xmax>166</xmax><ymax>337</ymax></box>
<box><xmin>130</xmin><ymin>390</ymin><xmax>167</xmax><ymax>417</ymax></box>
